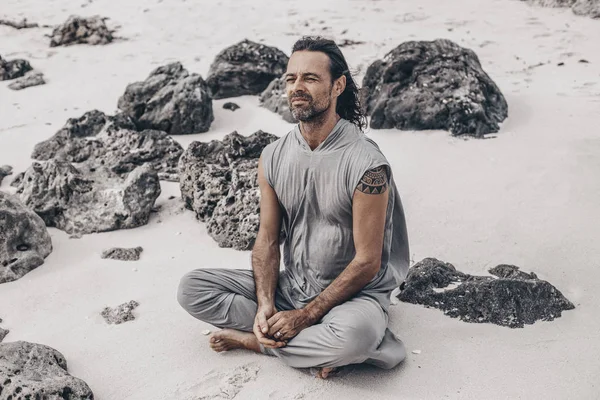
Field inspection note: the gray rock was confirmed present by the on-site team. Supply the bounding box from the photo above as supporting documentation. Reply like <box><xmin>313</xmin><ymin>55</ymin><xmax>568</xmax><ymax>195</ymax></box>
<box><xmin>0</xmin><ymin>318</ymin><xmax>8</xmax><ymax>342</ymax></box>
<box><xmin>15</xmin><ymin>160</ymin><xmax>161</xmax><ymax>235</ymax></box>
<box><xmin>0</xmin><ymin>341</ymin><xmax>94</xmax><ymax>399</ymax></box>
<box><xmin>0</xmin><ymin>165</ymin><xmax>12</xmax><ymax>186</ymax></box>
<box><xmin>361</xmin><ymin>39</ymin><xmax>508</xmax><ymax>137</ymax></box>
<box><xmin>101</xmin><ymin>300</ymin><xmax>139</xmax><ymax>324</ymax></box>
<box><xmin>7</xmin><ymin>71</ymin><xmax>46</xmax><ymax>90</ymax></box>
<box><xmin>50</xmin><ymin>15</ymin><xmax>114</xmax><ymax>47</ymax></box>
<box><xmin>32</xmin><ymin>110</ymin><xmax>183</xmax><ymax>181</ymax></box>
<box><xmin>223</xmin><ymin>102</ymin><xmax>240</xmax><ymax>111</ymax></box>
<box><xmin>118</xmin><ymin>62</ymin><xmax>214</xmax><ymax>135</ymax></box>
<box><xmin>206</xmin><ymin>39</ymin><xmax>289</xmax><ymax>99</ymax></box>
<box><xmin>0</xmin><ymin>192</ymin><xmax>52</xmax><ymax>284</ymax></box>
<box><xmin>0</xmin><ymin>55</ymin><xmax>33</xmax><ymax>81</ymax></box>
<box><xmin>259</xmin><ymin>76</ymin><xmax>297</xmax><ymax>123</ymax></box>
<box><xmin>572</xmin><ymin>0</ymin><xmax>600</xmax><ymax>17</ymax></box>
<box><xmin>397</xmin><ymin>258</ymin><xmax>575</xmax><ymax>328</ymax></box>
<box><xmin>179</xmin><ymin>130</ymin><xmax>277</xmax><ymax>249</ymax></box>
<box><xmin>101</xmin><ymin>246</ymin><xmax>143</xmax><ymax>261</ymax></box>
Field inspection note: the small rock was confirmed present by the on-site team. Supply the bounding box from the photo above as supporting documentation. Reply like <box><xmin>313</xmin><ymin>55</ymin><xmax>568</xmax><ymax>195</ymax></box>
<box><xmin>223</xmin><ymin>102</ymin><xmax>240</xmax><ymax>111</ymax></box>
<box><xmin>337</xmin><ymin>38</ymin><xmax>366</xmax><ymax>47</ymax></box>
<box><xmin>69</xmin><ymin>233</ymin><xmax>83</xmax><ymax>239</ymax></box>
<box><xmin>0</xmin><ymin>165</ymin><xmax>13</xmax><ymax>185</ymax></box>
<box><xmin>412</xmin><ymin>350</ymin><xmax>422</xmax><ymax>354</ymax></box>
<box><xmin>202</xmin><ymin>329</ymin><xmax>211</xmax><ymax>335</ymax></box>
<box><xmin>101</xmin><ymin>300</ymin><xmax>139</xmax><ymax>324</ymax></box>
<box><xmin>8</xmin><ymin>71</ymin><xmax>46</xmax><ymax>90</ymax></box>
<box><xmin>0</xmin><ymin>326</ymin><xmax>8</xmax><ymax>342</ymax></box>
<box><xmin>101</xmin><ymin>246</ymin><xmax>143</xmax><ymax>261</ymax></box>
<box><xmin>0</xmin><ymin>55</ymin><xmax>33</xmax><ymax>81</ymax></box>
<box><xmin>578</xmin><ymin>59</ymin><xmax>590</xmax><ymax>63</ymax></box>
<box><xmin>557</xmin><ymin>62</ymin><xmax>565</xmax><ymax>66</ymax></box>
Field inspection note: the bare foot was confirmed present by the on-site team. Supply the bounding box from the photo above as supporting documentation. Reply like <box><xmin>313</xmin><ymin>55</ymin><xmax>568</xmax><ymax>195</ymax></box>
<box><xmin>209</xmin><ymin>329</ymin><xmax>261</xmax><ymax>353</ymax></box>
<box><xmin>316</xmin><ymin>367</ymin><xmax>338</xmax><ymax>379</ymax></box>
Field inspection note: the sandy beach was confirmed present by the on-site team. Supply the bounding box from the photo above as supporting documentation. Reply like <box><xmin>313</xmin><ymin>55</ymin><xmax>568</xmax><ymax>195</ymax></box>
<box><xmin>1</xmin><ymin>0</ymin><xmax>600</xmax><ymax>398</ymax></box>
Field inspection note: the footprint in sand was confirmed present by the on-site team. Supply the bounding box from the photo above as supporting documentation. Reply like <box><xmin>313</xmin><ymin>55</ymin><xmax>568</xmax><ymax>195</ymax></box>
<box><xmin>184</xmin><ymin>363</ymin><xmax>260</xmax><ymax>400</ymax></box>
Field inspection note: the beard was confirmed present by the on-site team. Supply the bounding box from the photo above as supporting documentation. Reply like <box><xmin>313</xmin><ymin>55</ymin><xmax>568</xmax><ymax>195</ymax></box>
<box><xmin>288</xmin><ymin>92</ymin><xmax>332</xmax><ymax>122</ymax></box>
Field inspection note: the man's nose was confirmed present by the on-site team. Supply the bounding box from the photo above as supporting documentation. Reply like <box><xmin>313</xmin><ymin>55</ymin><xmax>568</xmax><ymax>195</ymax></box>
<box><xmin>289</xmin><ymin>77</ymin><xmax>306</xmax><ymax>93</ymax></box>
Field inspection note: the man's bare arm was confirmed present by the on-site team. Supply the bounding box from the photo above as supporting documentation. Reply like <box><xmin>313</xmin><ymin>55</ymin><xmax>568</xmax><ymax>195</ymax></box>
<box><xmin>252</xmin><ymin>155</ymin><xmax>282</xmax><ymax>308</ymax></box>
<box><xmin>303</xmin><ymin>165</ymin><xmax>390</xmax><ymax>322</ymax></box>
<box><xmin>267</xmin><ymin>166</ymin><xmax>390</xmax><ymax>340</ymax></box>
<box><xmin>251</xmin><ymin>155</ymin><xmax>286</xmax><ymax>348</ymax></box>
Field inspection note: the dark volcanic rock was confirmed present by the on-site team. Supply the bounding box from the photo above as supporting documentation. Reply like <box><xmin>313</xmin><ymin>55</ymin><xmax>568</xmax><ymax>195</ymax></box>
<box><xmin>206</xmin><ymin>39</ymin><xmax>289</xmax><ymax>99</ymax></box>
<box><xmin>179</xmin><ymin>130</ymin><xmax>278</xmax><ymax>250</ymax></box>
<box><xmin>398</xmin><ymin>258</ymin><xmax>575</xmax><ymax>328</ymax></box>
<box><xmin>0</xmin><ymin>192</ymin><xmax>52</xmax><ymax>284</ymax></box>
<box><xmin>0</xmin><ymin>55</ymin><xmax>33</xmax><ymax>81</ymax></box>
<box><xmin>0</xmin><ymin>341</ymin><xmax>94</xmax><ymax>399</ymax></box>
<box><xmin>361</xmin><ymin>39</ymin><xmax>508</xmax><ymax>136</ymax></box>
<box><xmin>118</xmin><ymin>62</ymin><xmax>214</xmax><ymax>135</ymax></box>
<box><xmin>0</xmin><ymin>165</ymin><xmax>12</xmax><ymax>186</ymax></box>
<box><xmin>8</xmin><ymin>71</ymin><xmax>46</xmax><ymax>90</ymax></box>
<box><xmin>50</xmin><ymin>15</ymin><xmax>114</xmax><ymax>47</ymax></box>
<box><xmin>101</xmin><ymin>246</ymin><xmax>143</xmax><ymax>261</ymax></box>
<box><xmin>223</xmin><ymin>102</ymin><xmax>240</xmax><ymax>111</ymax></box>
<box><xmin>101</xmin><ymin>300</ymin><xmax>139</xmax><ymax>324</ymax></box>
<box><xmin>15</xmin><ymin>160</ymin><xmax>161</xmax><ymax>235</ymax></box>
<box><xmin>259</xmin><ymin>76</ymin><xmax>297</xmax><ymax>123</ymax></box>
<box><xmin>31</xmin><ymin>110</ymin><xmax>183</xmax><ymax>181</ymax></box>
<box><xmin>0</xmin><ymin>318</ymin><xmax>8</xmax><ymax>342</ymax></box>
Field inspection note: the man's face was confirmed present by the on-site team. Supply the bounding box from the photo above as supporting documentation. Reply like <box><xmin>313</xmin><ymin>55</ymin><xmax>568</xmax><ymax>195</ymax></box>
<box><xmin>285</xmin><ymin>51</ymin><xmax>334</xmax><ymax>122</ymax></box>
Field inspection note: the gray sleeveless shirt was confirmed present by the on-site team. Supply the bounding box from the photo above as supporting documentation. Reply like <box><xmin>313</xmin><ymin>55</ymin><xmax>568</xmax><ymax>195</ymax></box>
<box><xmin>261</xmin><ymin>118</ymin><xmax>409</xmax><ymax>307</ymax></box>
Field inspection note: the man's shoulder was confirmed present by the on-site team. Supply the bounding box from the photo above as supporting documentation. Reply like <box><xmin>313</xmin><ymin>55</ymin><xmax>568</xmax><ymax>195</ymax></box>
<box><xmin>262</xmin><ymin>128</ymin><xmax>295</xmax><ymax>157</ymax></box>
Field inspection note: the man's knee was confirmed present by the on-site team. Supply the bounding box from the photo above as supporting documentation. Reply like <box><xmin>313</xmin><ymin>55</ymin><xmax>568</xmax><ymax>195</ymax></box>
<box><xmin>177</xmin><ymin>269</ymin><xmax>210</xmax><ymax>313</ymax></box>
<box><xmin>328</xmin><ymin>318</ymin><xmax>382</xmax><ymax>360</ymax></box>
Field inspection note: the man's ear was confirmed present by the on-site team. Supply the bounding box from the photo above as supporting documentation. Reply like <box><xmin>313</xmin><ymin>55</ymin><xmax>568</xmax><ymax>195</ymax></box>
<box><xmin>334</xmin><ymin>75</ymin><xmax>346</xmax><ymax>97</ymax></box>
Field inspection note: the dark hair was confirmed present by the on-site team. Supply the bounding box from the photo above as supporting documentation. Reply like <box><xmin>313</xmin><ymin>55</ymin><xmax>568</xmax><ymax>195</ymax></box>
<box><xmin>291</xmin><ymin>36</ymin><xmax>366</xmax><ymax>130</ymax></box>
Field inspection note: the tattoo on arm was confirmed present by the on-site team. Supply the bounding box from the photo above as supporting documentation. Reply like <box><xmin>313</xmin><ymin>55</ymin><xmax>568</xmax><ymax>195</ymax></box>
<box><xmin>356</xmin><ymin>166</ymin><xmax>388</xmax><ymax>195</ymax></box>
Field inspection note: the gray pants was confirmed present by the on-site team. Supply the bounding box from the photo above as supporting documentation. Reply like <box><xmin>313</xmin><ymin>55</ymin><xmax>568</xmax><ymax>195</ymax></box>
<box><xmin>177</xmin><ymin>268</ymin><xmax>406</xmax><ymax>370</ymax></box>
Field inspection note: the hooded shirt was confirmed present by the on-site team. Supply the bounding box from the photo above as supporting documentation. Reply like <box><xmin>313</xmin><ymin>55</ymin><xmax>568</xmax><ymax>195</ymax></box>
<box><xmin>260</xmin><ymin>118</ymin><xmax>409</xmax><ymax>309</ymax></box>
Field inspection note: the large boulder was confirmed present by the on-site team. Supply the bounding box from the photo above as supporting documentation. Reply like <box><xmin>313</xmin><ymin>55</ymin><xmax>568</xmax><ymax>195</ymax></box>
<box><xmin>206</xmin><ymin>39</ymin><xmax>289</xmax><ymax>99</ymax></box>
<box><xmin>0</xmin><ymin>55</ymin><xmax>33</xmax><ymax>81</ymax></box>
<box><xmin>398</xmin><ymin>258</ymin><xmax>575</xmax><ymax>328</ymax></box>
<box><xmin>572</xmin><ymin>0</ymin><xmax>600</xmax><ymax>17</ymax></box>
<box><xmin>179</xmin><ymin>130</ymin><xmax>277</xmax><ymax>250</ymax></box>
<box><xmin>0</xmin><ymin>192</ymin><xmax>52</xmax><ymax>284</ymax></box>
<box><xmin>50</xmin><ymin>15</ymin><xmax>114</xmax><ymax>47</ymax></box>
<box><xmin>361</xmin><ymin>39</ymin><xmax>508</xmax><ymax>137</ymax></box>
<box><xmin>0</xmin><ymin>341</ymin><xmax>94</xmax><ymax>399</ymax></box>
<box><xmin>118</xmin><ymin>62</ymin><xmax>214</xmax><ymax>135</ymax></box>
<box><xmin>259</xmin><ymin>76</ymin><xmax>297</xmax><ymax>123</ymax></box>
<box><xmin>15</xmin><ymin>160</ymin><xmax>161</xmax><ymax>235</ymax></box>
<box><xmin>32</xmin><ymin>110</ymin><xmax>184</xmax><ymax>181</ymax></box>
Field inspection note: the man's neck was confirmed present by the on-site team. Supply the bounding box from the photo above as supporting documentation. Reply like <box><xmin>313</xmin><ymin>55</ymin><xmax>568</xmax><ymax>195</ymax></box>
<box><xmin>299</xmin><ymin>111</ymin><xmax>341</xmax><ymax>151</ymax></box>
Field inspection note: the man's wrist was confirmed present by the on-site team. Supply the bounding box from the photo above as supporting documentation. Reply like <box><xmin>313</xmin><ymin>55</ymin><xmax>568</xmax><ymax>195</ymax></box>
<box><xmin>302</xmin><ymin>303</ymin><xmax>322</xmax><ymax>325</ymax></box>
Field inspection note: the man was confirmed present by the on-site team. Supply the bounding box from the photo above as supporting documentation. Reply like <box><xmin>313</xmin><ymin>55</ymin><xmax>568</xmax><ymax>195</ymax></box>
<box><xmin>177</xmin><ymin>36</ymin><xmax>410</xmax><ymax>379</ymax></box>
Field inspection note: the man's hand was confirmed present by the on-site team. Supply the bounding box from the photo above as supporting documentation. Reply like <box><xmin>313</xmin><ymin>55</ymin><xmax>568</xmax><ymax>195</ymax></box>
<box><xmin>253</xmin><ymin>305</ymin><xmax>286</xmax><ymax>349</ymax></box>
<box><xmin>267</xmin><ymin>309</ymin><xmax>316</xmax><ymax>341</ymax></box>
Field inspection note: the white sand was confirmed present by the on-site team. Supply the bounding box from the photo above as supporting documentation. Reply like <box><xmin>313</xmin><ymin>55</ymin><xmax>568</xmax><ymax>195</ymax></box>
<box><xmin>1</xmin><ymin>0</ymin><xmax>600</xmax><ymax>398</ymax></box>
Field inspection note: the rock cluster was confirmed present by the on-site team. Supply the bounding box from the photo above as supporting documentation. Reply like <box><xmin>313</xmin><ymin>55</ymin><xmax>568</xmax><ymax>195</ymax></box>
<box><xmin>179</xmin><ymin>130</ymin><xmax>278</xmax><ymax>249</ymax></box>
<box><xmin>118</xmin><ymin>62</ymin><xmax>214</xmax><ymax>135</ymax></box>
<box><xmin>0</xmin><ymin>165</ymin><xmax>12</xmax><ymax>186</ymax></box>
<box><xmin>206</xmin><ymin>39</ymin><xmax>289</xmax><ymax>99</ymax></box>
<box><xmin>398</xmin><ymin>258</ymin><xmax>575</xmax><ymax>328</ymax></box>
<box><xmin>15</xmin><ymin>160</ymin><xmax>160</xmax><ymax>235</ymax></box>
<box><xmin>0</xmin><ymin>55</ymin><xmax>33</xmax><ymax>81</ymax></box>
<box><xmin>0</xmin><ymin>192</ymin><xmax>53</xmax><ymax>284</ymax></box>
<box><xmin>101</xmin><ymin>246</ymin><xmax>143</xmax><ymax>261</ymax></box>
<box><xmin>361</xmin><ymin>39</ymin><xmax>508</xmax><ymax>137</ymax></box>
<box><xmin>32</xmin><ymin>109</ymin><xmax>183</xmax><ymax>181</ymax></box>
<box><xmin>0</xmin><ymin>341</ymin><xmax>94</xmax><ymax>398</ymax></box>
<box><xmin>101</xmin><ymin>300</ymin><xmax>139</xmax><ymax>324</ymax></box>
<box><xmin>50</xmin><ymin>15</ymin><xmax>114</xmax><ymax>47</ymax></box>
<box><xmin>259</xmin><ymin>76</ymin><xmax>296</xmax><ymax>123</ymax></box>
